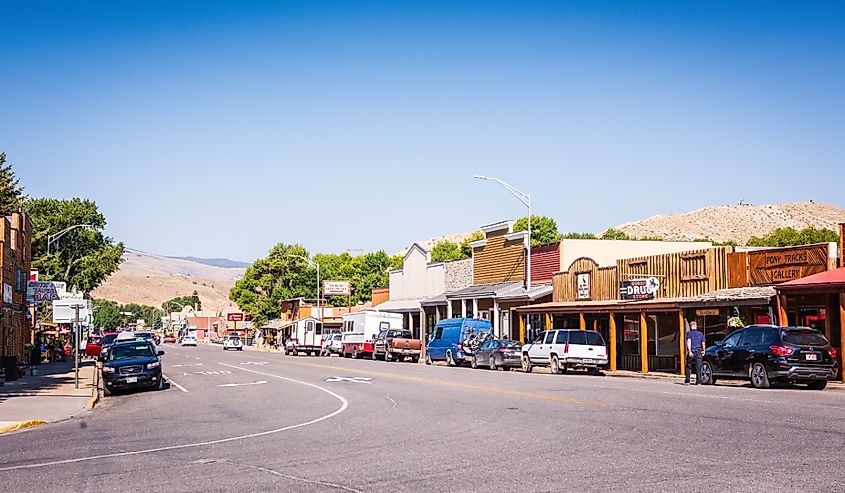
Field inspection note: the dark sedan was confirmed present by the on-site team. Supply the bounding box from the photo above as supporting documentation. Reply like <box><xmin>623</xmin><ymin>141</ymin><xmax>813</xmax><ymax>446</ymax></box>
<box><xmin>102</xmin><ymin>340</ymin><xmax>165</xmax><ymax>395</ymax></box>
<box><xmin>699</xmin><ymin>325</ymin><xmax>837</xmax><ymax>390</ymax></box>
<box><xmin>471</xmin><ymin>339</ymin><xmax>522</xmax><ymax>370</ymax></box>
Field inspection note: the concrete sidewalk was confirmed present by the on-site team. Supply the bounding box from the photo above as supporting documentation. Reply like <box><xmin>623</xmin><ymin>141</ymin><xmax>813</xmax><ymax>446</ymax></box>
<box><xmin>0</xmin><ymin>360</ymin><xmax>97</xmax><ymax>432</ymax></box>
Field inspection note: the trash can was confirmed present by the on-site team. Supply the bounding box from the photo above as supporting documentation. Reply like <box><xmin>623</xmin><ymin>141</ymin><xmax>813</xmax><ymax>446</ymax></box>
<box><xmin>3</xmin><ymin>356</ymin><xmax>18</xmax><ymax>382</ymax></box>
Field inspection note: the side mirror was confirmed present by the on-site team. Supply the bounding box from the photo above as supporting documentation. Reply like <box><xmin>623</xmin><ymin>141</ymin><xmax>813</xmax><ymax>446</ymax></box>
<box><xmin>158</xmin><ymin>350</ymin><xmax>165</xmax><ymax>356</ymax></box>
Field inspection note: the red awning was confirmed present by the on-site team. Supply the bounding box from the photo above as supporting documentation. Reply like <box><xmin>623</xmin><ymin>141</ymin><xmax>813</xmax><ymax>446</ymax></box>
<box><xmin>41</xmin><ymin>330</ymin><xmax>57</xmax><ymax>335</ymax></box>
<box><xmin>777</xmin><ymin>267</ymin><xmax>845</xmax><ymax>292</ymax></box>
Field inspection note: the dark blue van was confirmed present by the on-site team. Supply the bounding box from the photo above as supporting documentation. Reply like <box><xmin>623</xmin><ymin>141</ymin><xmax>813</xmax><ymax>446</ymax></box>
<box><xmin>426</xmin><ymin>318</ymin><xmax>493</xmax><ymax>366</ymax></box>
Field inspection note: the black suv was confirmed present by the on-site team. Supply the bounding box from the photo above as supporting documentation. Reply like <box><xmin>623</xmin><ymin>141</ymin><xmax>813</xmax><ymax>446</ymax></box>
<box><xmin>102</xmin><ymin>340</ymin><xmax>165</xmax><ymax>395</ymax></box>
<box><xmin>699</xmin><ymin>325</ymin><xmax>837</xmax><ymax>390</ymax></box>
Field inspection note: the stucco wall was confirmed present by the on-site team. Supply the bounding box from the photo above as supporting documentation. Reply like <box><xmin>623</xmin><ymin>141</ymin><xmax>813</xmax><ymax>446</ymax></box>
<box><xmin>561</xmin><ymin>239</ymin><xmax>713</xmax><ymax>269</ymax></box>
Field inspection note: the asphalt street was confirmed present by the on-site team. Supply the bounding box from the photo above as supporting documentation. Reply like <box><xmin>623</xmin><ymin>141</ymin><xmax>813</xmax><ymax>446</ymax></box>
<box><xmin>0</xmin><ymin>344</ymin><xmax>843</xmax><ymax>492</ymax></box>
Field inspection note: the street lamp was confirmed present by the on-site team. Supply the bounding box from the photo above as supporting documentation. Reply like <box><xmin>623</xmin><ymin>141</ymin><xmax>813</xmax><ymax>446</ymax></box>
<box><xmin>474</xmin><ymin>175</ymin><xmax>532</xmax><ymax>290</ymax></box>
<box><xmin>286</xmin><ymin>254</ymin><xmax>321</xmax><ymax>322</ymax></box>
<box><xmin>47</xmin><ymin>224</ymin><xmax>95</xmax><ymax>254</ymax></box>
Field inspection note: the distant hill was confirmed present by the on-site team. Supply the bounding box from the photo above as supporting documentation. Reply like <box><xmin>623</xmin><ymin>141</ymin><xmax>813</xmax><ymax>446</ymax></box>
<box><xmin>91</xmin><ymin>249</ymin><xmax>245</xmax><ymax>311</ymax></box>
<box><xmin>168</xmin><ymin>256</ymin><xmax>250</xmax><ymax>269</ymax></box>
<box><xmin>616</xmin><ymin>202</ymin><xmax>845</xmax><ymax>244</ymax></box>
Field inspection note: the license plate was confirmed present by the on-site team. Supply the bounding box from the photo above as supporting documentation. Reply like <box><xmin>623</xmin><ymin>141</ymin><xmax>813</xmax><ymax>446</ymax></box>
<box><xmin>805</xmin><ymin>353</ymin><xmax>818</xmax><ymax>361</ymax></box>
<box><xmin>583</xmin><ymin>359</ymin><xmax>595</xmax><ymax>364</ymax></box>
<box><xmin>125</xmin><ymin>376</ymin><xmax>138</xmax><ymax>383</ymax></box>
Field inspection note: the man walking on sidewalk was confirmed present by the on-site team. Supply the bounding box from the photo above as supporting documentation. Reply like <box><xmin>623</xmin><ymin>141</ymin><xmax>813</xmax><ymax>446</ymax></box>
<box><xmin>685</xmin><ymin>321</ymin><xmax>706</xmax><ymax>385</ymax></box>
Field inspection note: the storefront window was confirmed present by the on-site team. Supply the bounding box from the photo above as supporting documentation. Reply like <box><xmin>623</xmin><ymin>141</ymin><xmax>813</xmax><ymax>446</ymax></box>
<box><xmin>621</xmin><ymin>314</ymin><xmax>640</xmax><ymax>355</ymax></box>
<box><xmin>653</xmin><ymin>313</ymin><xmax>680</xmax><ymax>357</ymax></box>
<box><xmin>800</xmin><ymin>307</ymin><xmax>826</xmax><ymax>333</ymax></box>
<box><xmin>527</xmin><ymin>314</ymin><xmax>544</xmax><ymax>343</ymax></box>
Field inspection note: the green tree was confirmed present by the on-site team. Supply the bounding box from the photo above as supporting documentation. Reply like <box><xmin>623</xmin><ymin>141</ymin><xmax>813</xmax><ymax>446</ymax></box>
<box><xmin>0</xmin><ymin>152</ymin><xmax>26</xmax><ymax>214</ymax></box>
<box><xmin>513</xmin><ymin>216</ymin><xmax>560</xmax><ymax>246</ymax></box>
<box><xmin>561</xmin><ymin>232</ymin><xmax>598</xmax><ymax>239</ymax></box>
<box><xmin>746</xmin><ymin>227</ymin><xmax>839</xmax><ymax>247</ymax></box>
<box><xmin>93</xmin><ymin>299</ymin><xmax>121</xmax><ymax>330</ymax></box>
<box><xmin>389</xmin><ymin>254</ymin><xmax>404</xmax><ymax>271</ymax></box>
<box><xmin>162</xmin><ymin>294</ymin><xmax>202</xmax><ymax>313</ymax></box>
<box><xmin>431</xmin><ymin>241</ymin><xmax>463</xmax><ymax>262</ymax></box>
<box><xmin>459</xmin><ymin>231</ymin><xmax>485</xmax><ymax>258</ymax></box>
<box><xmin>27</xmin><ymin>198</ymin><xmax>125</xmax><ymax>294</ymax></box>
<box><xmin>600</xmin><ymin>228</ymin><xmax>631</xmax><ymax>240</ymax></box>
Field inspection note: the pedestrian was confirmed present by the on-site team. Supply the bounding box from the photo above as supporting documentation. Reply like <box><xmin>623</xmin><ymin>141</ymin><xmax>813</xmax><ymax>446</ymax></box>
<box><xmin>685</xmin><ymin>321</ymin><xmax>706</xmax><ymax>385</ymax></box>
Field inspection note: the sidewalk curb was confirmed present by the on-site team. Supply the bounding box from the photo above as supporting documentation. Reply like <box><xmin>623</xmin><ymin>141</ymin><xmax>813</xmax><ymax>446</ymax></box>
<box><xmin>0</xmin><ymin>419</ymin><xmax>48</xmax><ymax>434</ymax></box>
<box><xmin>85</xmin><ymin>392</ymin><xmax>100</xmax><ymax>411</ymax></box>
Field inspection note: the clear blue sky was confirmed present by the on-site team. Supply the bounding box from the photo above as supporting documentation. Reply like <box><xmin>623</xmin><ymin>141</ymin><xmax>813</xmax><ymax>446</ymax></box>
<box><xmin>4</xmin><ymin>1</ymin><xmax>843</xmax><ymax>262</ymax></box>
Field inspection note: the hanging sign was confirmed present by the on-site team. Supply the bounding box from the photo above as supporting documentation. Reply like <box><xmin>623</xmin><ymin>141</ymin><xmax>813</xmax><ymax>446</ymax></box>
<box><xmin>619</xmin><ymin>277</ymin><xmax>660</xmax><ymax>301</ymax></box>
<box><xmin>26</xmin><ymin>281</ymin><xmax>60</xmax><ymax>302</ymax></box>
<box><xmin>576</xmin><ymin>272</ymin><xmax>591</xmax><ymax>300</ymax></box>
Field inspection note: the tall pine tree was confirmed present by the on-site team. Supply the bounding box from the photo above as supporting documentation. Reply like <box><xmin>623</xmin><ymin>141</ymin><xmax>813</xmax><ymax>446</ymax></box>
<box><xmin>0</xmin><ymin>152</ymin><xmax>26</xmax><ymax>214</ymax></box>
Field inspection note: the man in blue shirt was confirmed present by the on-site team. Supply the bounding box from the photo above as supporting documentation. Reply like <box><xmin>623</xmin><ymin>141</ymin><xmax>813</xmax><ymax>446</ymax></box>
<box><xmin>685</xmin><ymin>321</ymin><xmax>706</xmax><ymax>385</ymax></box>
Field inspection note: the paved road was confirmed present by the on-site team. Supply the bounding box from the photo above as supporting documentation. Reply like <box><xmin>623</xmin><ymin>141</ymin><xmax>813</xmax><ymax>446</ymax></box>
<box><xmin>0</xmin><ymin>344</ymin><xmax>842</xmax><ymax>492</ymax></box>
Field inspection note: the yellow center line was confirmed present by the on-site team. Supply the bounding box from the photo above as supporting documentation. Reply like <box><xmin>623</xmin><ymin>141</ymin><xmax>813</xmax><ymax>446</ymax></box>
<box><xmin>259</xmin><ymin>357</ymin><xmax>608</xmax><ymax>408</ymax></box>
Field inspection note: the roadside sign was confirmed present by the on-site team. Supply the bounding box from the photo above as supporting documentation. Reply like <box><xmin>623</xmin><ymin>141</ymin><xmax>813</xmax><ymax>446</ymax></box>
<box><xmin>26</xmin><ymin>281</ymin><xmax>60</xmax><ymax>302</ymax></box>
<box><xmin>323</xmin><ymin>280</ymin><xmax>351</xmax><ymax>296</ymax></box>
<box><xmin>227</xmin><ymin>312</ymin><xmax>244</xmax><ymax>322</ymax></box>
<box><xmin>30</xmin><ymin>270</ymin><xmax>39</xmax><ymax>282</ymax></box>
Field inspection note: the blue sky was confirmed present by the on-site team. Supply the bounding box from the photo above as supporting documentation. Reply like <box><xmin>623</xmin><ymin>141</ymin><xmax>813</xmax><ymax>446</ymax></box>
<box><xmin>3</xmin><ymin>1</ymin><xmax>843</xmax><ymax>262</ymax></box>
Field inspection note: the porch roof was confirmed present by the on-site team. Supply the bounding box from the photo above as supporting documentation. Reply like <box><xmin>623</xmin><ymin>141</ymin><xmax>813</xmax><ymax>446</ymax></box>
<box><xmin>776</xmin><ymin>267</ymin><xmax>845</xmax><ymax>293</ymax></box>
<box><xmin>374</xmin><ymin>297</ymin><xmax>425</xmax><ymax>313</ymax></box>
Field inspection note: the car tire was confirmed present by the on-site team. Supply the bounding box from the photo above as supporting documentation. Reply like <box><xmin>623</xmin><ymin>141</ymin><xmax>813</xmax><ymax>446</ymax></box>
<box><xmin>489</xmin><ymin>356</ymin><xmax>497</xmax><ymax>371</ymax></box>
<box><xmin>156</xmin><ymin>376</ymin><xmax>164</xmax><ymax>391</ymax></box>
<box><xmin>371</xmin><ymin>350</ymin><xmax>378</xmax><ymax>360</ymax></box>
<box><xmin>425</xmin><ymin>354</ymin><xmax>432</xmax><ymax>365</ymax></box>
<box><xmin>522</xmin><ymin>355</ymin><xmax>532</xmax><ymax>373</ymax></box>
<box><xmin>385</xmin><ymin>350</ymin><xmax>394</xmax><ymax>362</ymax></box>
<box><xmin>807</xmin><ymin>380</ymin><xmax>828</xmax><ymax>390</ymax></box>
<box><xmin>103</xmin><ymin>386</ymin><xmax>112</xmax><ymax>397</ymax></box>
<box><xmin>471</xmin><ymin>355</ymin><xmax>478</xmax><ymax>369</ymax></box>
<box><xmin>292</xmin><ymin>348</ymin><xmax>298</xmax><ymax>357</ymax></box>
<box><xmin>446</xmin><ymin>350</ymin><xmax>456</xmax><ymax>367</ymax></box>
<box><xmin>411</xmin><ymin>357</ymin><xmax>419</xmax><ymax>363</ymax></box>
<box><xmin>551</xmin><ymin>355</ymin><xmax>561</xmax><ymax>375</ymax></box>
<box><xmin>699</xmin><ymin>361</ymin><xmax>716</xmax><ymax>385</ymax></box>
<box><xmin>750</xmin><ymin>362</ymin><xmax>770</xmax><ymax>389</ymax></box>
<box><xmin>587</xmin><ymin>367</ymin><xmax>599</xmax><ymax>376</ymax></box>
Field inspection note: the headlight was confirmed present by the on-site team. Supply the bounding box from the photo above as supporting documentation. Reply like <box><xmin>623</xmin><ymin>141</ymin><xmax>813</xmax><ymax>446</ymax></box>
<box><xmin>102</xmin><ymin>367</ymin><xmax>115</xmax><ymax>373</ymax></box>
<box><xmin>146</xmin><ymin>361</ymin><xmax>160</xmax><ymax>370</ymax></box>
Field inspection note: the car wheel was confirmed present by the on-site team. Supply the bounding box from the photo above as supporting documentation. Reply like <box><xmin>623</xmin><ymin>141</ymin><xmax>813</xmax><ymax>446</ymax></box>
<box><xmin>385</xmin><ymin>350</ymin><xmax>393</xmax><ymax>362</ymax></box>
<box><xmin>446</xmin><ymin>350</ymin><xmax>456</xmax><ymax>367</ymax></box>
<box><xmin>587</xmin><ymin>367</ymin><xmax>599</xmax><ymax>376</ymax></box>
<box><xmin>412</xmin><ymin>357</ymin><xmax>419</xmax><ymax>363</ymax></box>
<box><xmin>103</xmin><ymin>386</ymin><xmax>112</xmax><ymax>397</ymax></box>
<box><xmin>699</xmin><ymin>361</ymin><xmax>716</xmax><ymax>385</ymax></box>
<box><xmin>156</xmin><ymin>376</ymin><xmax>164</xmax><ymax>390</ymax></box>
<box><xmin>489</xmin><ymin>356</ymin><xmax>497</xmax><ymax>371</ymax></box>
<box><xmin>551</xmin><ymin>355</ymin><xmax>561</xmax><ymax>375</ymax></box>
<box><xmin>471</xmin><ymin>355</ymin><xmax>478</xmax><ymax>369</ymax></box>
<box><xmin>522</xmin><ymin>355</ymin><xmax>532</xmax><ymax>373</ymax></box>
<box><xmin>292</xmin><ymin>348</ymin><xmax>298</xmax><ymax>357</ymax></box>
<box><xmin>807</xmin><ymin>380</ymin><xmax>828</xmax><ymax>390</ymax></box>
<box><xmin>425</xmin><ymin>353</ymin><xmax>432</xmax><ymax>365</ymax></box>
<box><xmin>750</xmin><ymin>362</ymin><xmax>770</xmax><ymax>389</ymax></box>
<box><xmin>371</xmin><ymin>350</ymin><xmax>378</xmax><ymax>360</ymax></box>
<box><xmin>223</xmin><ymin>347</ymin><xmax>227</xmax><ymax>351</ymax></box>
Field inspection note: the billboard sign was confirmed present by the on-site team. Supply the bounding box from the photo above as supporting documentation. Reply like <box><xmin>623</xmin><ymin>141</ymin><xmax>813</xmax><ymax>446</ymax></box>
<box><xmin>323</xmin><ymin>280</ymin><xmax>351</xmax><ymax>296</ymax></box>
<box><xmin>26</xmin><ymin>281</ymin><xmax>61</xmax><ymax>302</ymax></box>
<box><xmin>227</xmin><ymin>312</ymin><xmax>244</xmax><ymax>322</ymax></box>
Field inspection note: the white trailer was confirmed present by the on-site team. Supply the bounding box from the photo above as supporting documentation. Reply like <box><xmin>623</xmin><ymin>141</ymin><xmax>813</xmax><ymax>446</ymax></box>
<box><xmin>284</xmin><ymin>317</ymin><xmax>324</xmax><ymax>356</ymax></box>
<box><xmin>340</xmin><ymin>310</ymin><xmax>403</xmax><ymax>359</ymax></box>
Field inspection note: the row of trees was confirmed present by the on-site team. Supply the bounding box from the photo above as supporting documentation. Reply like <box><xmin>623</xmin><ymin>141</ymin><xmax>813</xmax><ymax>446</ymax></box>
<box><xmin>228</xmin><ymin>243</ymin><xmax>401</xmax><ymax>328</ymax></box>
<box><xmin>92</xmin><ymin>299</ymin><xmax>165</xmax><ymax>331</ymax></box>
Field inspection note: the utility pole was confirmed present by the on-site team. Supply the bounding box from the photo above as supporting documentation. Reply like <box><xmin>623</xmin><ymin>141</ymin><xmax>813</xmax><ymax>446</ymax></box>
<box><xmin>73</xmin><ymin>303</ymin><xmax>81</xmax><ymax>389</ymax></box>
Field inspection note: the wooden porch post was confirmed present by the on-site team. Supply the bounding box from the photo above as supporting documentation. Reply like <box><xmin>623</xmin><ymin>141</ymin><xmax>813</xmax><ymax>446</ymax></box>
<box><xmin>519</xmin><ymin>313</ymin><xmax>526</xmax><ymax>343</ymax></box>
<box><xmin>640</xmin><ymin>311</ymin><xmax>649</xmax><ymax>374</ymax></box>
<box><xmin>840</xmin><ymin>293</ymin><xmax>845</xmax><ymax>384</ymax></box>
<box><xmin>824</xmin><ymin>294</ymin><xmax>832</xmax><ymax>341</ymax></box>
<box><xmin>678</xmin><ymin>310</ymin><xmax>686</xmax><ymax>376</ymax></box>
<box><xmin>777</xmin><ymin>294</ymin><xmax>788</xmax><ymax>326</ymax></box>
<box><xmin>545</xmin><ymin>313</ymin><xmax>552</xmax><ymax>330</ymax></box>
<box><xmin>579</xmin><ymin>313</ymin><xmax>586</xmax><ymax>330</ymax></box>
<box><xmin>609</xmin><ymin>312</ymin><xmax>617</xmax><ymax>372</ymax></box>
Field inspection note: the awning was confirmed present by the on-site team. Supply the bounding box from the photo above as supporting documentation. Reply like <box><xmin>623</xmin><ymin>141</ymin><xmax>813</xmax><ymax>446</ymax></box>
<box><xmin>373</xmin><ymin>298</ymin><xmax>425</xmax><ymax>313</ymax></box>
<box><xmin>421</xmin><ymin>293</ymin><xmax>448</xmax><ymax>307</ymax></box>
<box><xmin>776</xmin><ymin>267</ymin><xmax>845</xmax><ymax>293</ymax></box>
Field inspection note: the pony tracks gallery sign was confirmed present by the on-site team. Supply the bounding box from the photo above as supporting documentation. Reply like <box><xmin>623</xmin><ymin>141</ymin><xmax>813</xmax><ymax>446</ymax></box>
<box><xmin>747</xmin><ymin>244</ymin><xmax>830</xmax><ymax>285</ymax></box>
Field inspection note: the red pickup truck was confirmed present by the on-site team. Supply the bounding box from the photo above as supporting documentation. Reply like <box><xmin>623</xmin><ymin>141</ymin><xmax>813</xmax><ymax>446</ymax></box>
<box><xmin>372</xmin><ymin>329</ymin><xmax>422</xmax><ymax>363</ymax></box>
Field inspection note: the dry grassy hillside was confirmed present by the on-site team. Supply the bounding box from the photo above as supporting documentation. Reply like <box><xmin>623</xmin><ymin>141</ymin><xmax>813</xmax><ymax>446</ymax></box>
<box><xmin>91</xmin><ymin>249</ymin><xmax>244</xmax><ymax>311</ymax></box>
<box><xmin>616</xmin><ymin>202</ymin><xmax>845</xmax><ymax>244</ymax></box>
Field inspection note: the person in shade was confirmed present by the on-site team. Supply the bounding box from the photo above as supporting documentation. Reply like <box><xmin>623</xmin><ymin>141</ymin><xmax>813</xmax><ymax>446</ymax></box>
<box><xmin>685</xmin><ymin>321</ymin><xmax>706</xmax><ymax>385</ymax></box>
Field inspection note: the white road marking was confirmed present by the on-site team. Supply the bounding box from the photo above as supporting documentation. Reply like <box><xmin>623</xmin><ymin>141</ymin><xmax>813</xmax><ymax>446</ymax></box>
<box><xmin>324</xmin><ymin>376</ymin><xmax>372</xmax><ymax>384</ymax></box>
<box><xmin>0</xmin><ymin>365</ymin><xmax>348</xmax><ymax>472</ymax></box>
<box><xmin>183</xmin><ymin>370</ymin><xmax>232</xmax><ymax>376</ymax></box>
<box><xmin>171</xmin><ymin>363</ymin><xmax>203</xmax><ymax>368</ymax></box>
<box><xmin>240</xmin><ymin>361</ymin><xmax>269</xmax><ymax>365</ymax></box>
<box><xmin>218</xmin><ymin>380</ymin><xmax>268</xmax><ymax>387</ymax></box>
<box><xmin>162</xmin><ymin>374</ymin><xmax>189</xmax><ymax>393</ymax></box>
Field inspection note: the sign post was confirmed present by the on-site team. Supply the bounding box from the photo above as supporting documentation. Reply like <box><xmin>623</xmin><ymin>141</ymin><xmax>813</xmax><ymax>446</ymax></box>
<box><xmin>227</xmin><ymin>312</ymin><xmax>244</xmax><ymax>335</ymax></box>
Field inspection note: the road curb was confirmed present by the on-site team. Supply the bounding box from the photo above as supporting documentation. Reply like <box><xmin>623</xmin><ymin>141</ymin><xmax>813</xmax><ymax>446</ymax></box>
<box><xmin>0</xmin><ymin>419</ymin><xmax>48</xmax><ymax>434</ymax></box>
<box><xmin>85</xmin><ymin>392</ymin><xmax>100</xmax><ymax>411</ymax></box>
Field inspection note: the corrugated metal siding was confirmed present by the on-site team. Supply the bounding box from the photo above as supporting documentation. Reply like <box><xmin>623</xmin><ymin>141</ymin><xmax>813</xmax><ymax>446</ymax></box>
<box><xmin>553</xmin><ymin>257</ymin><xmax>618</xmax><ymax>302</ymax></box>
<box><xmin>473</xmin><ymin>230</ymin><xmax>525</xmax><ymax>285</ymax></box>
<box><xmin>531</xmin><ymin>243</ymin><xmax>560</xmax><ymax>284</ymax></box>
<box><xmin>617</xmin><ymin>247</ymin><xmax>731</xmax><ymax>298</ymax></box>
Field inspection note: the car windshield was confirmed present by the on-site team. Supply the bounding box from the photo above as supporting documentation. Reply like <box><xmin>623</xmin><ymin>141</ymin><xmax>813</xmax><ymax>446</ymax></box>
<box><xmin>782</xmin><ymin>330</ymin><xmax>828</xmax><ymax>346</ymax></box>
<box><xmin>102</xmin><ymin>334</ymin><xmax>119</xmax><ymax>345</ymax></box>
<box><xmin>135</xmin><ymin>333</ymin><xmax>153</xmax><ymax>340</ymax></box>
<box><xmin>500</xmin><ymin>340</ymin><xmax>521</xmax><ymax>349</ymax></box>
<box><xmin>109</xmin><ymin>344</ymin><xmax>154</xmax><ymax>361</ymax></box>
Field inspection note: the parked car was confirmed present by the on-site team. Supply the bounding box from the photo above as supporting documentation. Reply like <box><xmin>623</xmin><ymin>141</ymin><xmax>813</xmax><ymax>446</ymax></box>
<box><xmin>98</xmin><ymin>332</ymin><xmax>121</xmax><ymax>362</ymax></box>
<box><xmin>181</xmin><ymin>335</ymin><xmax>197</xmax><ymax>347</ymax></box>
<box><xmin>471</xmin><ymin>339</ymin><xmax>522</xmax><ymax>370</ymax></box>
<box><xmin>322</xmin><ymin>333</ymin><xmax>343</xmax><ymax>356</ymax></box>
<box><xmin>372</xmin><ymin>329</ymin><xmax>422</xmax><ymax>362</ymax></box>
<box><xmin>699</xmin><ymin>325</ymin><xmax>837</xmax><ymax>390</ymax></box>
<box><xmin>521</xmin><ymin>329</ymin><xmax>608</xmax><ymax>374</ymax></box>
<box><xmin>223</xmin><ymin>334</ymin><xmax>243</xmax><ymax>351</ymax></box>
<box><xmin>163</xmin><ymin>335</ymin><xmax>177</xmax><ymax>344</ymax></box>
<box><xmin>101</xmin><ymin>340</ymin><xmax>165</xmax><ymax>395</ymax></box>
<box><xmin>426</xmin><ymin>318</ymin><xmax>493</xmax><ymax>366</ymax></box>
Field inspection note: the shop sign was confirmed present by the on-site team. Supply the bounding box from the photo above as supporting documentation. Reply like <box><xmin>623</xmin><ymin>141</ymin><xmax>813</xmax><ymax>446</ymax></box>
<box><xmin>26</xmin><ymin>281</ymin><xmax>60</xmax><ymax>303</ymax></box>
<box><xmin>227</xmin><ymin>312</ymin><xmax>245</xmax><ymax>322</ymax></box>
<box><xmin>576</xmin><ymin>273</ymin><xmax>591</xmax><ymax>300</ymax></box>
<box><xmin>747</xmin><ymin>244</ymin><xmax>829</xmax><ymax>285</ymax></box>
<box><xmin>620</xmin><ymin>277</ymin><xmax>660</xmax><ymax>301</ymax></box>
<box><xmin>3</xmin><ymin>283</ymin><xmax>12</xmax><ymax>304</ymax></box>
<box><xmin>696</xmin><ymin>309</ymin><xmax>720</xmax><ymax>317</ymax></box>
<box><xmin>323</xmin><ymin>280</ymin><xmax>351</xmax><ymax>296</ymax></box>
<box><xmin>30</xmin><ymin>270</ymin><xmax>39</xmax><ymax>282</ymax></box>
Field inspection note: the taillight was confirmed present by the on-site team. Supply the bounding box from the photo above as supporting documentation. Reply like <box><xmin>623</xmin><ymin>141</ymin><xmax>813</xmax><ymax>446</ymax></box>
<box><xmin>828</xmin><ymin>347</ymin><xmax>837</xmax><ymax>359</ymax></box>
<box><xmin>769</xmin><ymin>345</ymin><xmax>794</xmax><ymax>356</ymax></box>
<box><xmin>497</xmin><ymin>348</ymin><xmax>506</xmax><ymax>353</ymax></box>
<box><xmin>564</xmin><ymin>343</ymin><xmax>569</xmax><ymax>354</ymax></box>
<box><xmin>604</xmin><ymin>346</ymin><xmax>608</xmax><ymax>356</ymax></box>
<box><xmin>457</xmin><ymin>343</ymin><xmax>462</xmax><ymax>351</ymax></box>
